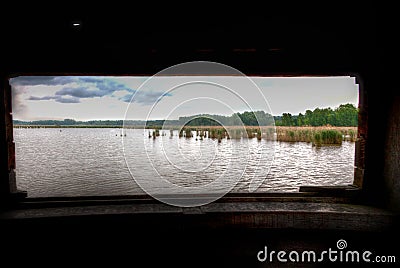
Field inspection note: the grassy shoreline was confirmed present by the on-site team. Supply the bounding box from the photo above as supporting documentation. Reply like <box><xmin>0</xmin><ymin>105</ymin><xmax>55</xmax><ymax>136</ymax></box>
<box><xmin>14</xmin><ymin>125</ymin><xmax>357</xmax><ymax>144</ymax></box>
<box><xmin>275</xmin><ymin>126</ymin><xmax>357</xmax><ymax>144</ymax></box>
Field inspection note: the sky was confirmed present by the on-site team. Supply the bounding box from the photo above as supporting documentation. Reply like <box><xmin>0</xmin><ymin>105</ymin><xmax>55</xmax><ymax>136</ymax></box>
<box><xmin>10</xmin><ymin>76</ymin><xmax>359</xmax><ymax>121</ymax></box>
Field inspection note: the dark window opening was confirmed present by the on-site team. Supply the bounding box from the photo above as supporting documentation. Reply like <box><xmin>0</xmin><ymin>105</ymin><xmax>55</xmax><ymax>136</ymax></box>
<box><xmin>6</xmin><ymin>74</ymin><xmax>362</xmax><ymax>199</ymax></box>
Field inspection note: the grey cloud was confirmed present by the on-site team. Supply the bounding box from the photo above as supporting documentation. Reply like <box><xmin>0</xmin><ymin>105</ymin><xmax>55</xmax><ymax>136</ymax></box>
<box><xmin>55</xmin><ymin>87</ymin><xmax>106</xmax><ymax>98</ymax></box>
<box><xmin>28</xmin><ymin>96</ymin><xmax>57</xmax><ymax>101</ymax></box>
<box><xmin>119</xmin><ymin>94</ymin><xmax>133</xmax><ymax>103</ymax></box>
<box><xmin>80</xmin><ymin>78</ymin><xmax>132</xmax><ymax>94</ymax></box>
<box><xmin>53</xmin><ymin>78</ymin><xmax>134</xmax><ymax>99</ymax></box>
<box><xmin>13</xmin><ymin>76</ymin><xmax>172</xmax><ymax>106</ymax></box>
<box><xmin>11</xmin><ymin>87</ymin><xmax>28</xmax><ymax>118</ymax></box>
<box><xmin>10</xmin><ymin>76</ymin><xmax>133</xmax><ymax>97</ymax></box>
<box><xmin>77</xmin><ymin>77</ymin><xmax>103</xmax><ymax>83</ymax></box>
<box><xmin>56</xmin><ymin>96</ymin><xmax>80</xmax><ymax>103</ymax></box>
<box><xmin>120</xmin><ymin>91</ymin><xmax>172</xmax><ymax>105</ymax></box>
<box><xmin>28</xmin><ymin>95</ymin><xmax>80</xmax><ymax>103</ymax></box>
<box><xmin>10</xmin><ymin>76</ymin><xmax>77</xmax><ymax>86</ymax></box>
<box><xmin>18</xmin><ymin>76</ymin><xmax>135</xmax><ymax>103</ymax></box>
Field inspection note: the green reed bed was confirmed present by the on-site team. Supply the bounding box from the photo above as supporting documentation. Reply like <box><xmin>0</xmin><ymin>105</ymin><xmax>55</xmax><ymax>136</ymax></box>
<box><xmin>148</xmin><ymin>126</ymin><xmax>357</xmax><ymax>146</ymax></box>
<box><xmin>276</xmin><ymin>126</ymin><xmax>357</xmax><ymax>145</ymax></box>
<box><xmin>312</xmin><ymin>129</ymin><xmax>343</xmax><ymax>146</ymax></box>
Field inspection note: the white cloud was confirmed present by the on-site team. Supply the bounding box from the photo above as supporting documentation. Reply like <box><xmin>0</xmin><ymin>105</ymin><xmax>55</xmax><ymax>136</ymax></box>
<box><xmin>11</xmin><ymin>76</ymin><xmax>358</xmax><ymax>121</ymax></box>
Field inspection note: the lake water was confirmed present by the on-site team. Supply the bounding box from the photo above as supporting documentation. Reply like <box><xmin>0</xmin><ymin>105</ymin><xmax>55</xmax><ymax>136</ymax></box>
<box><xmin>14</xmin><ymin>128</ymin><xmax>355</xmax><ymax>197</ymax></box>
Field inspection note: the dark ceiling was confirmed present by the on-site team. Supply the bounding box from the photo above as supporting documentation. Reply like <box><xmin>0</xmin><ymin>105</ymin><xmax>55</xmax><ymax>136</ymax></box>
<box><xmin>1</xmin><ymin>1</ymin><xmax>378</xmax><ymax>75</ymax></box>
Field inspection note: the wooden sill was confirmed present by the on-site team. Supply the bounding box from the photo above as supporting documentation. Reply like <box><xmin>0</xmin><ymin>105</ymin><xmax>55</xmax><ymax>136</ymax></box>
<box><xmin>0</xmin><ymin>199</ymin><xmax>395</xmax><ymax>232</ymax></box>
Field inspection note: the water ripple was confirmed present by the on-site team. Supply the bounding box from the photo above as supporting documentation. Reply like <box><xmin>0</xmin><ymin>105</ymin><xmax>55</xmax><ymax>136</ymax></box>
<box><xmin>14</xmin><ymin>128</ymin><xmax>355</xmax><ymax>197</ymax></box>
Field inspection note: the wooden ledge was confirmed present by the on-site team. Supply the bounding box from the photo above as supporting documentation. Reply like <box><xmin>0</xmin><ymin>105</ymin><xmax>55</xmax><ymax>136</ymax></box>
<box><xmin>1</xmin><ymin>201</ymin><xmax>395</xmax><ymax>232</ymax></box>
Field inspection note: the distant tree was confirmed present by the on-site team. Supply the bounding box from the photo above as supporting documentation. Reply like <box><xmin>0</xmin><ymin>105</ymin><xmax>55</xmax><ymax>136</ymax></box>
<box><xmin>334</xmin><ymin>103</ymin><xmax>358</xmax><ymax>126</ymax></box>
<box><xmin>13</xmin><ymin>104</ymin><xmax>358</xmax><ymax>128</ymax></box>
<box><xmin>281</xmin><ymin>113</ymin><xmax>294</xmax><ymax>126</ymax></box>
<box><xmin>304</xmin><ymin>110</ymin><xmax>312</xmax><ymax>126</ymax></box>
<box><xmin>253</xmin><ymin>111</ymin><xmax>274</xmax><ymax>126</ymax></box>
<box><xmin>297</xmin><ymin>113</ymin><xmax>305</xmax><ymax>126</ymax></box>
<box><xmin>63</xmin><ymin>118</ymin><xmax>76</xmax><ymax>125</ymax></box>
<box><xmin>238</xmin><ymin>111</ymin><xmax>258</xmax><ymax>126</ymax></box>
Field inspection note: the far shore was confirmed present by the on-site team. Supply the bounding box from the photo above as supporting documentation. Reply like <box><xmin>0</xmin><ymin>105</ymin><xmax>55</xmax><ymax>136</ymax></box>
<box><xmin>14</xmin><ymin>125</ymin><xmax>357</xmax><ymax>144</ymax></box>
<box><xmin>13</xmin><ymin>125</ymin><xmax>357</xmax><ymax>131</ymax></box>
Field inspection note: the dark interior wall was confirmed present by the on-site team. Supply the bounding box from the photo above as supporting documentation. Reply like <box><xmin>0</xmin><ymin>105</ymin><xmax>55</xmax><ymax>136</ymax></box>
<box><xmin>0</xmin><ymin>79</ymin><xmax>9</xmax><ymax>196</ymax></box>
<box><xmin>2</xmin><ymin>1</ymin><xmax>396</xmax><ymax>209</ymax></box>
<box><xmin>383</xmin><ymin>96</ymin><xmax>400</xmax><ymax>211</ymax></box>
<box><xmin>0</xmin><ymin>1</ymin><xmax>377</xmax><ymax>74</ymax></box>
<box><xmin>2</xmin><ymin>2</ymin><xmax>400</xmax><ymax>265</ymax></box>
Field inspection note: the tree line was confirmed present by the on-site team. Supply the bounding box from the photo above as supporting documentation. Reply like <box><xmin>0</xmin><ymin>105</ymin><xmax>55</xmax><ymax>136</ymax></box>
<box><xmin>274</xmin><ymin>103</ymin><xmax>358</xmax><ymax>126</ymax></box>
<box><xmin>176</xmin><ymin>110</ymin><xmax>274</xmax><ymax>127</ymax></box>
<box><xmin>13</xmin><ymin>103</ymin><xmax>358</xmax><ymax>127</ymax></box>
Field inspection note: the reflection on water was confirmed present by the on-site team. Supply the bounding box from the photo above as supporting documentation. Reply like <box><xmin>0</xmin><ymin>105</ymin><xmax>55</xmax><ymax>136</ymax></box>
<box><xmin>14</xmin><ymin>128</ymin><xmax>355</xmax><ymax>197</ymax></box>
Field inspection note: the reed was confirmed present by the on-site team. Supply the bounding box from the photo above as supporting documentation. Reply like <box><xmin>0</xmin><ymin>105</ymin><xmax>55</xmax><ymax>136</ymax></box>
<box><xmin>256</xmin><ymin>129</ymin><xmax>262</xmax><ymax>141</ymax></box>
<box><xmin>276</xmin><ymin>126</ymin><xmax>354</xmax><ymax>144</ymax></box>
<box><xmin>312</xmin><ymin>129</ymin><xmax>342</xmax><ymax>146</ymax></box>
<box><xmin>185</xmin><ymin>128</ymin><xmax>193</xmax><ymax>138</ymax></box>
<box><xmin>156</xmin><ymin>125</ymin><xmax>356</xmax><ymax>145</ymax></box>
<box><xmin>346</xmin><ymin>128</ymin><xmax>357</xmax><ymax>142</ymax></box>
